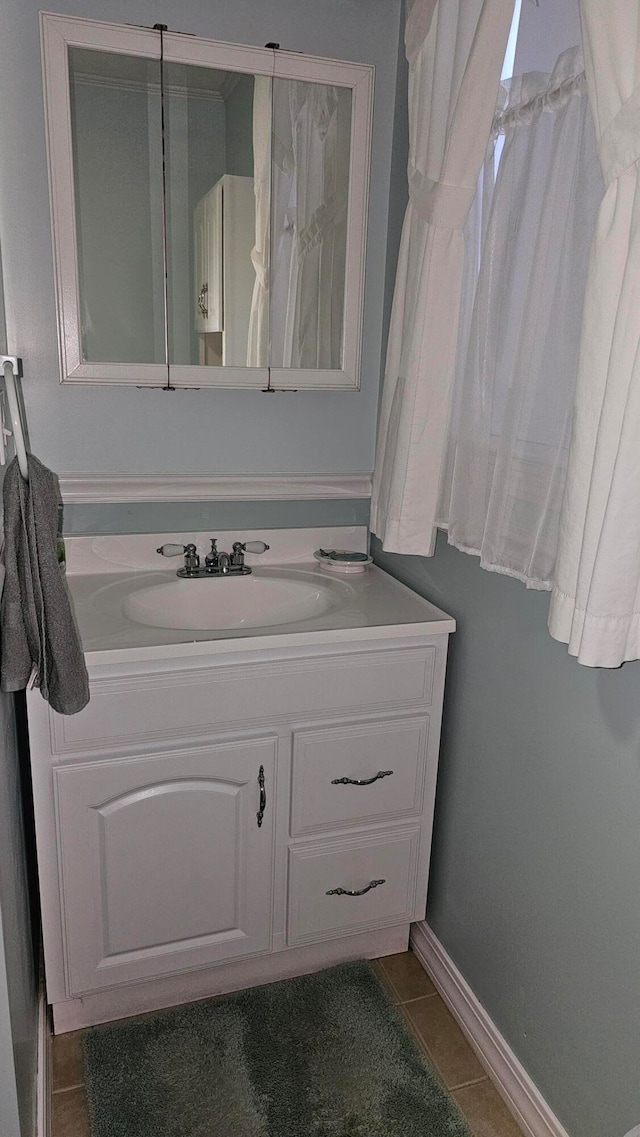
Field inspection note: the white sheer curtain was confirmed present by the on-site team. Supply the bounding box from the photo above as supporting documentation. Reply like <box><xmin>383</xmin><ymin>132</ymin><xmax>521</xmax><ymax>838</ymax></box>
<box><xmin>549</xmin><ymin>0</ymin><xmax>640</xmax><ymax>667</ymax></box>
<box><xmin>438</xmin><ymin>47</ymin><xmax>603</xmax><ymax>588</ymax></box>
<box><xmin>371</xmin><ymin>0</ymin><xmax>515</xmax><ymax>556</ymax></box>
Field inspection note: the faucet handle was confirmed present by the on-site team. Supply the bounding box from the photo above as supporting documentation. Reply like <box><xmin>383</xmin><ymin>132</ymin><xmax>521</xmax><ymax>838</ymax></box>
<box><xmin>157</xmin><ymin>543</ymin><xmax>188</xmax><ymax>557</ymax></box>
<box><xmin>238</xmin><ymin>541</ymin><xmax>270</xmax><ymax>554</ymax></box>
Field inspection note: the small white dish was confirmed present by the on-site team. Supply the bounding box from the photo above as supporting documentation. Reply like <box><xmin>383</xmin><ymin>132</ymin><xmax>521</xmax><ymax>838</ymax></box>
<box><xmin>314</xmin><ymin>549</ymin><xmax>373</xmax><ymax>574</ymax></box>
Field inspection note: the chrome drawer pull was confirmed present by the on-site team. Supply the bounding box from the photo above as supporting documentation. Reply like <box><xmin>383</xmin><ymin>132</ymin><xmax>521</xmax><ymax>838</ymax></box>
<box><xmin>326</xmin><ymin>878</ymin><xmax>386</xmax><ymax>897</ymax></box>
<box><xmin>256</xmin><ymin>765</ymin><xmax>266</xmax><ymax>828</ymax></box>
<box><xmin>331</xmin><ymin>770</ymin><xmax>393</xmax><ymax>786</ymax></box>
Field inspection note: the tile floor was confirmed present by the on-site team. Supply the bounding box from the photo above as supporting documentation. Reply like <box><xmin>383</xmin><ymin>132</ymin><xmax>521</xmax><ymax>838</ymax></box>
<box><xmin>372</xmin><ymin>953</ymin><xmax>526</xmax><ymax>1137</ymax></box>
<box><xmin>51</xmin><ymin>950</ymin><xmax>526</xmax><ymax>1137</ymax></box>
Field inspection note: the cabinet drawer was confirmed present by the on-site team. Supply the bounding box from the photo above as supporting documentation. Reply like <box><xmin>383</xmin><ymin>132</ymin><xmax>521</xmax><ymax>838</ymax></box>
<box><xmin>287</xmin><ymin>827</ymin><xmax>420</xmax><ymax>946</ymax></box>
<box><xmin>48</xmin><ymin>647</ymin><xmax>435</xmax><ymax>754</ymax></box>
<box><xmin>290</xmin><ymin>717</ymin><xmax>429</xmax><ymax>836</ymax></box>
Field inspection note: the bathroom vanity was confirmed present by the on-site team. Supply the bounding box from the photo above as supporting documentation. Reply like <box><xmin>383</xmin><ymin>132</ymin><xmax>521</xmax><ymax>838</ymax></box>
<box><xmin>25</xmin><ymin>529</ymin><xmax>454</xmax><ymax>1031</ymax></box>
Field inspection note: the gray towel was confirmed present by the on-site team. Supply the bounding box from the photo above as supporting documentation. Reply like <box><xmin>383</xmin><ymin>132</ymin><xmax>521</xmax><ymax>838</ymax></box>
<box><xmin>1</xmin><ymin>455</ymin><xmax>89</xmax><ymax>715</ymax></box>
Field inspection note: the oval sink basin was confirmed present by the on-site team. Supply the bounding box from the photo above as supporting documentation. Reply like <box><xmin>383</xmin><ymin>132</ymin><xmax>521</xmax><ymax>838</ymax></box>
<box><xmin>123</xmin><ymin>571</ymin><xmax>347</xmax><ymax>631</ymax></box>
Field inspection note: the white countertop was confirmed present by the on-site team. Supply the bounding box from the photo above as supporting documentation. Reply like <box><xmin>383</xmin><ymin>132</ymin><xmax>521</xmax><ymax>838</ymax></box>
<box><xmin>64</xmin><ymin>529</ymin><xmax>455</xmax><ymax>665</ymax></box>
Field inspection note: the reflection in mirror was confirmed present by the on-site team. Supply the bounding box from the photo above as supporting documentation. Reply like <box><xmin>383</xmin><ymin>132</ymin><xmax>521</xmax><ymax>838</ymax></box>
<box><xmin>270</xmin><ymin>79</ymin><xmax>352</xmax><ymax>370</ymax></box>
<box><xmin>62</xmin><ymin>30</ymin><xmax>361</xmax><ymax>381</ymax></box>
<box><xmin>68</xmin><ymin>47</ymin><xmax>165</xmax><ymax>364</ymax></box>
<box><xmin>164</xmin><ymin>64</ymin><xmax>269</xmax><ymax>369</ymax></box>
<box><xmin>164</xmin><ymin>67</ymin><xmax>352</xmax><ymax>372</ymax></box>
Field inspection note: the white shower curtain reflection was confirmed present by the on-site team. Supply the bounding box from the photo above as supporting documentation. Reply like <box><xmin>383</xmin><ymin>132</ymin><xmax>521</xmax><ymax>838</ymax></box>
<box><xmin>438</xmin><ymin>48</ymin><xmax>603</xmax><ymax>589</ymax></box>
<box><xmin>247</xmin><ymin>75</ymin><xmax>271</xmax><ymax>368</ymax></box>
<box><xmin>269</xmin><ymin>79</ymin><xmax>350</xmax><ymax>370</ymax></box>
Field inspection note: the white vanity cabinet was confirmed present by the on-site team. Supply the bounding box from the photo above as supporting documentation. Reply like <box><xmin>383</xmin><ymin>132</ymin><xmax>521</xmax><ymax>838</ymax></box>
<box><xmin>27</xmin><ymin>626</ymin><xmax>452</xmax><ymax>1032</ymax></box>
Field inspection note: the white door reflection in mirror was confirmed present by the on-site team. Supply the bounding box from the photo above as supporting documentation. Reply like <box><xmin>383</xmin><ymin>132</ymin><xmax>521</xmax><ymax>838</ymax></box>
<box><xmin>164</xmin><ymin>64</ymin><xmax>268</xmax><ymax>368</ymax></box>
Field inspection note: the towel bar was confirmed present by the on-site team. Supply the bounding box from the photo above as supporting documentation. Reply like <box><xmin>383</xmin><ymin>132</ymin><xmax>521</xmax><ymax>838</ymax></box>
<box><xmin>1</xmin><ymin>356</ymin><xmax>28</xmax><ymax>482</ymax></box>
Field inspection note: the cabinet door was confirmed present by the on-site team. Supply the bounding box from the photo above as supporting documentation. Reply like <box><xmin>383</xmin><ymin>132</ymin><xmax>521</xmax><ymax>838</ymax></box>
<box><xmin>54</xmin><ymin>737</ymin><xmax>276</xmax><ymax>995</ymax></box>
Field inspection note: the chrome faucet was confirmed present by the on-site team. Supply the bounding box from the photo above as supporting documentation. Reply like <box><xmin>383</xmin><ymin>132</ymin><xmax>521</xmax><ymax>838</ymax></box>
<box><xmin>204</xmin><ymin>538</ymin><xmax>219</xmax><ymax>573</ymax></box>
<box><xmin>157</xmin><ymin>538</ymin><xmax>270</xmax><ymax>578</ymax></box>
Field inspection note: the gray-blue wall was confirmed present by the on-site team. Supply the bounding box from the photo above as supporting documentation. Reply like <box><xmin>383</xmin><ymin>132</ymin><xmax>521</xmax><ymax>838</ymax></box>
<box><xmin>374</xmin><ymin>533</ymin><xmax>640</xmax><ymax>1137</ymax></box>
<box><xmin>0</xmin><ymin>0</ymin><xmax>402</xmax><ymax>481</ymax></box>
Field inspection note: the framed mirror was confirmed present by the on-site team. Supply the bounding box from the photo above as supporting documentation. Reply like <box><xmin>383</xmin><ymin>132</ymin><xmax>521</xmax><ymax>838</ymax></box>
<box><xmin>41</xmin><ymin>14</ymin><xmax>373</xmax><ymax>389</ymax></box>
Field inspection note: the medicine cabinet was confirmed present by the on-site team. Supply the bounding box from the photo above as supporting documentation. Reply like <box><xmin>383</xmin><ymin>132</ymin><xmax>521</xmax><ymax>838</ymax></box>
<box><xmin>41</xmin><ymin>14</ymin><xmax>373</xmax><ymax>389</ymax></box>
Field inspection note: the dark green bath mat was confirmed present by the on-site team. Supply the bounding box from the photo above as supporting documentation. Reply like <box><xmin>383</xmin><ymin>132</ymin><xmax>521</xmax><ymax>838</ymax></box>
<box><xmin>83</xmin><ymin>961</ymin><xmax>471</xmax><ymax>1136</ymax></box>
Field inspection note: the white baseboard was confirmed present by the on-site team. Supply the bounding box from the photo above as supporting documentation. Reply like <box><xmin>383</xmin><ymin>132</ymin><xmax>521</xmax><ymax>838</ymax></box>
<box><xmin>58</xmin><ymin>473</ymin><xmax>373</xmax><ymax>505</ymax></box>
<box><xmin>36</xmin><ymin>981</ymin><xmax>50</xmax><ymax>1137</ymax></box>
<box><xmin>410</xmin><ymin>922</ymin><xmax>571</xmax><ymax>1137</ymax></box>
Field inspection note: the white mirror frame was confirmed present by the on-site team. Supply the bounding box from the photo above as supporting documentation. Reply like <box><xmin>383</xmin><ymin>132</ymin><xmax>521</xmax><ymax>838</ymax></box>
<box><xmin>40</xmin><ymin>12</ymin><xmax>373</xmax><ymax>390</ymax></box>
